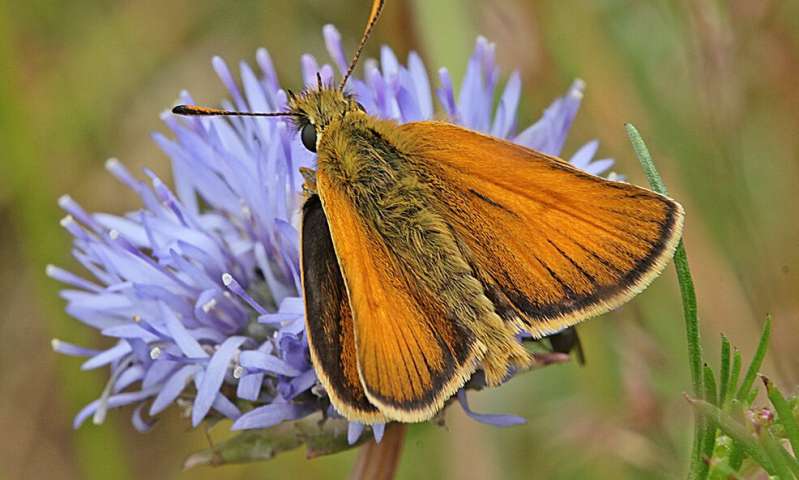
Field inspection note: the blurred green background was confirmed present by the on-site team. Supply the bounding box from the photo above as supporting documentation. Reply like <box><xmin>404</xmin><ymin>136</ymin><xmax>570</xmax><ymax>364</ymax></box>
<box><xmin>2</xmin><ymin>0</ymin><xmax>798</xmax><ymax>478</ymax></box>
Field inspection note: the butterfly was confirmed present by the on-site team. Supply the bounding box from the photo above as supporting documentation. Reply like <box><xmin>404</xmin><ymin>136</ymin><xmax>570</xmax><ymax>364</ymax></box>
<box><xmin>173</xmin><ymin>0</ymin><xmax>684</xmax><ymax>424</ymax></box>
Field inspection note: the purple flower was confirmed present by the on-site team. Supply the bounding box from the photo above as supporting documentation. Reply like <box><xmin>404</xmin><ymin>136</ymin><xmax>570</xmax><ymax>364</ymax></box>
<box><xmin>51</xmin><ymin>26</ymin><xmax>614</xmax><ymax>443</ymax></box>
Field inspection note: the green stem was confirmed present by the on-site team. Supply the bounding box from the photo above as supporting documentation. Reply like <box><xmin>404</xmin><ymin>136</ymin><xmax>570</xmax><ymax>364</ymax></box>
<box><xmin>687</xmin><ymin>397</ymin><xmax>775</xmax><ymax>475</ymax></box>
<box><xmin>626</xmin><ymin>124</ymin><xmax>704</xmax><ymax>478</ymax></box>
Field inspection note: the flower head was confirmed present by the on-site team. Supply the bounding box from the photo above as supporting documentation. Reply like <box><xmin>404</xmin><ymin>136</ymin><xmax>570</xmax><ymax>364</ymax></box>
<box><xmin>51</xmin><ymin>25</ymin><xmax>614</xmax><ymax>442</ymax></box>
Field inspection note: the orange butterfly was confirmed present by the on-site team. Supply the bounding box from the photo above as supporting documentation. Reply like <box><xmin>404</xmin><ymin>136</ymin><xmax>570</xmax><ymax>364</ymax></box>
<box><xmin>174</xmin><ymin>0</ymin><xmax>684</xmax><ymax>424</ymax></box>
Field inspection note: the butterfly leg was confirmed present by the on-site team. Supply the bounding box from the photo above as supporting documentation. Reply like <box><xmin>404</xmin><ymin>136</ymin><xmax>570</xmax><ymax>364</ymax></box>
<box><xmin>300</xmin><ymin>167</ymin><xmax>318</xmax><ymax>196</ymax></box>
<box><xmin>548</xmin><ymin>327</ymin><xmax>585</xmax><ymax>365</ymax></box>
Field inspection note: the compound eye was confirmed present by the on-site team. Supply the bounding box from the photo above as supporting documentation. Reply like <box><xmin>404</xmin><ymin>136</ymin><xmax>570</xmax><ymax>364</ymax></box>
<box><xmin>301</xmin><ymin>123</ymin><xmax>317</xmax><ymax>153</ymax></box>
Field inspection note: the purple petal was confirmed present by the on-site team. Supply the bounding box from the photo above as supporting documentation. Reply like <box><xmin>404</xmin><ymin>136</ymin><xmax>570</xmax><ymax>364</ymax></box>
<box><xmin>514</xmin><ymin>79</ymin><xmax>584</xmax><ymax>156</ymax></box>
<box><xmin>74</xmin><ymin>388</ymin><xmax>160</xmax><ymax>429</ymax></box>
<box><xmin>257</xmin><ymin>312</ymin><xmax>301</xmax><ymax>325</ymax></box>
<box><xmin>132</xmin><ymin>403</ymin><xmax>156</xmax><ymax>433</ymax></box>
<box><xmin>278</xmin><ymin>368</ymin><xmax>317</xmax><ymax>399</ymax></box>
<box><xmin>81</xmin><ymin>342</ymin><xmax>131</xmax><ymax>370</ymax></box>
<box><xmin>372</xmin><ymin>423</ymin><xmax>385</xmax><ymax>443</ymax></box>
<box><xmin>348</xmin><ymin>422</ymin><xmax>365</xmax><ymax>445</ymax></box>
<box><xmin>51</xmin><ymin>339</ymin><xmax>100</xmax><ymax>357</ymax></box>
<box><xmin>150</xmin><ymin>364</ymin><xmax>202</xmax><ymax>415</ymax></box>
<box><xmin>231</xmin><ymin>402</ymin><xmax>315</xmax><ymax>430</ymax></box>
<box><xmin>569</xmin><ymin>140</ymin><xmax>599</xmax><ymax>169</ymax></box>
<box><xmin>457</xmin><ymin>390</ymin><xmax>526</xmax><ymax>427</ymax></box>
<box><xmin>212</xmin><ymin>56</ymin><xmax>247</xmax><ymax>111</ymax></box>
<box><xmin>113</xmin><ymin>365</ymin><xmax>144</xmax><ymax>392</ymax></box>
<box><xmin>436</xmin><ymin>68</ymin><xmax>458</xmax><ymax>120</ymax></box>
<box><xmin>46</xmin><ymin>264</ymin><xmax>102</xmax><ymax>292</ymax></box>
<box><xmin>239</xmin><ymin>350</ymin><xmax>302</xmax><ymax>377</ymax></box>
<box><xmin>582</xmin><ymin>158</ymin><xmax>614</xmax><ymax>176</ymax></box>
<box><xmin>491</xmin><ymin>71</ymin><xmax>521</xmax><ymax>138</ymax></box>
<box><xmin>407</xmin><ymin>52</ymin><xmax>433</xmax><ymax>119</ymax></box>
<box><xmin>142</xmin><ymin>359</ymin><xmax>178</xmax><ymax>388</ymax></box>
<box><xmin>162</xmin><ymin>302</ymin><xmax>207</xmax><ymax>359</ymax></box>
<box><xmin>236</xmin><ymin>372</ymin><xmax>264</xmax><ymax>401</ymax></box>
<box><xmin>323</xmin><ymin>25</ymin><xmax>348</xmax><ymax>74</ymax></box>
<box><xmin>192</xmin><ymin>336</ymin><xmax>247</xmax><ymax>426</ymax></box>
<box><xmin>301</xmin><ymin>54</ymin><xmax>320</xmax><ymax>88</ymax></box>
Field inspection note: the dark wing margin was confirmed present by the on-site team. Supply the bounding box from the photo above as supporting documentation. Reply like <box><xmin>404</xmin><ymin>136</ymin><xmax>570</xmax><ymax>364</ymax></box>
<box><xmin>300</xmin><ymin>195</ymin><xmax>384</xmax><ymax>423</ymax></box>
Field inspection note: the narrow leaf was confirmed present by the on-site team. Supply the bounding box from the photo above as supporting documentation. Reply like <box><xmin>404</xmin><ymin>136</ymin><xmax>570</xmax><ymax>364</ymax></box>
<box><xmin>719</xmin><ymin>335</ymin><xmax>731</xmax><ymax>406</ymax></box>
<box><xmin>736</xmin><ymin>316</ymin><xmax>772</xmax><ymax>403</ymax></box>
<box><xmin>704</xmin><ymin>364</ymin><xmax>718</xmax><ymax>406</ymax></box>
<box><xmin>764</xmin><ymin>376</ymin><xmax>799</xmax><ymax>458</ymax></box>
<box><xmin>728</xmin><ymin>350</ymin><xmax>742</xmax><ymax>406</ymax></box>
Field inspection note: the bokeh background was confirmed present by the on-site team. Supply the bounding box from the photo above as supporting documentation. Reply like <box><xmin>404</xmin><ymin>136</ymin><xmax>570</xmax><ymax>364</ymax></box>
<box><xmin>2</xmin><ymin>0</ymin><xmax>798</xmax><ymax>478</ymax></box>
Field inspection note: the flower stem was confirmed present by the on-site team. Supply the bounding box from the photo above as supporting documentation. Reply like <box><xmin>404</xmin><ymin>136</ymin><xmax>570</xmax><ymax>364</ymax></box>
<box><xmin>625</xmin><ymin>124</ymin><xmax>705</xmax><ymax>478</ymax></box>
<box><xmin>350</xmin><ymin>424</ymin><xmax>407</xmax><ymax>480</ymax></box>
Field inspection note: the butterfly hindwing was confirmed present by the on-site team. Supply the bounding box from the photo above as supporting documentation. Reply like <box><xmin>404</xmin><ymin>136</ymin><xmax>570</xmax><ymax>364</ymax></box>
<box><xmin>300</xmin><ymin>195</ymin><xmax>385</xmax><ymax>423</ymax></box>
<box><xmin>400</xmin><ymin>121</ymin><xmax>684</xmax><ymax>338</ymax></box>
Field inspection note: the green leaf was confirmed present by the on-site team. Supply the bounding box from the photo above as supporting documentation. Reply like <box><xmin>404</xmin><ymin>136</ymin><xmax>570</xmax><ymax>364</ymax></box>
<box><xmin>760</xmin><ymin>427</ymin><xmax>797</xmax><ymax>479</ymax></box>
<box><xmin>687</xmin><ymin>396</ymin><xmax>775</xmax><ymax>475</ymax></box>
<box><xmin>707</xmin><ymin>458</ymin><xmax>743</xmax><ymax>480</ymax></box>
<box><xmin>736</xmin><ymin>316</ymin><xmax>772</xmax><ymax>403</ymax></box>
<box><xmin>719</xmin><ymin>335</ymin><xmax>732</xmax><ymax>406</ymax></box>
<box><xmin>183</xmin><ymin>417</ymin><xmax>361</xmax><ymax>469</ymax></box>
<box><xmin>728</xmin><ymin>349</ymin><xmax>742</xmax><ymax>406</ymax></box>
<box><xmin>764</xmin><ymin>376</ymin><xmax>799</xmax><ymax>458</ymax></box>
<box><xmin>704</xmin><ymin>364</ymin><xmax>718</xmax><ymax>406</ymax></box>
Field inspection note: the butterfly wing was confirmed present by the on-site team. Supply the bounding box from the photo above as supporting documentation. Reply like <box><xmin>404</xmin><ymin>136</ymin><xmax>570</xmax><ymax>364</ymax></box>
<box><xmin>400</xmin><ymin>121</ymin><xmax>684</xmax><ymax>338</ymax></box>
<box><xmin>314</xmin><ymin>168</ymin><xmax>484</xmax><ymax>422</ymax></box>
<box><xmin>300</xmin><ymin>195</ymin><xmax>385</xmax><ymax>424</ymax></box>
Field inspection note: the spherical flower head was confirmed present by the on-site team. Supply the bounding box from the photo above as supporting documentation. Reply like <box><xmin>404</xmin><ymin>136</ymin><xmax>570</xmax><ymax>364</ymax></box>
<box><xmin>50</xmin><ymin>25</ymin><xmax>616</xmax><ymax>445</ymax></box>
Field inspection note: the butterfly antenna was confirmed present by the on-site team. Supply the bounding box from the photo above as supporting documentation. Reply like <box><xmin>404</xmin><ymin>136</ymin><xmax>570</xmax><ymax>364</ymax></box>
<box><xmin>338</xmin><ymin>0</ymin><xmax>385</xmax><ymax>91</ymax></box>
<box><xmin>172</xmin><ymin>105</ymin><xmax>299</xmax><ymax>117</ymax></box>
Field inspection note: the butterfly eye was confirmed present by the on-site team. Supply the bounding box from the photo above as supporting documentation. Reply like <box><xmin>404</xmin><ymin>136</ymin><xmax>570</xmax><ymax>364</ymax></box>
<box><xmin>301</xmin><ymin>123</ymin><xmax>318</xmax><ymax>153</ymax></box>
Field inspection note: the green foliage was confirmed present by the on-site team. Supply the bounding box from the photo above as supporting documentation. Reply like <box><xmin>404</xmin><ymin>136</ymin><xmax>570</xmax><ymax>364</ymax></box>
<box><xmin>627</xmin><ymin>126</ymin><xmax>797</xmax><ymax>479</ymax></box>
<box><xmin>183</xmin><ymin>417</ymin><xmax>363</xmax><ymax>469</ymax></box>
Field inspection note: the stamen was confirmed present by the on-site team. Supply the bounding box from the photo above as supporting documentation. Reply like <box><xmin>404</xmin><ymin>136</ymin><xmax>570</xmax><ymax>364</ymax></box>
<box><xmin>149</xmin><ymin>346</ymin><xmax>162</xmax><ymax>360</ymax></box>
<box><xmin>202</xmin><ymin>298</ymin><xmax>217</xmax><ymax>313</ymax></box>
<box><xmin>222</xmin><ymin>273</ymin><xmax>268</xmax><ymax>315</ymax></box>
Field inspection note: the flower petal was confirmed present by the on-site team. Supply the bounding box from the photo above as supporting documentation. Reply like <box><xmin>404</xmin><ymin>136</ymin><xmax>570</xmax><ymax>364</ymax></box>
<box><xmin>150</xmin><ymin>364</ymin><xmax>202</xmax><ymax>415</ymax></box>
<box><xmin>231</xmin><ymin>402</ymin><xmax>316</xmax><ymax>430</ymax></box>
<box><xmin>457</xmin><ymin>390</ymin><xmax>526</xmax><ymax>427</ymax></box>
<box><xmin>192</xmin><ymin>336</ymin><xmax>247</xmax><ymax>426</ymax></box>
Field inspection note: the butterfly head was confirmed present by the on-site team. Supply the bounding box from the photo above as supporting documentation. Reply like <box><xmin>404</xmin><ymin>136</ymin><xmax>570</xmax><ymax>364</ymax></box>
<box><xmin>287</xmin><ymin>79</ymin><xmax>365</xmax><ymax>153</ymax></box>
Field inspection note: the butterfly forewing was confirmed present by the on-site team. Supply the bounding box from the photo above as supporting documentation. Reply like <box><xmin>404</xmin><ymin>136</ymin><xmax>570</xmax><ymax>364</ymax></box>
<box><xmin>314</xmin><ymin>167</ymin><xmax>483</xmax><ymax>423</ymax></box>
<box><xmin>401</xmin><ymin>121</ymin><xmax>685</xmax><ymax>337</ymax></box>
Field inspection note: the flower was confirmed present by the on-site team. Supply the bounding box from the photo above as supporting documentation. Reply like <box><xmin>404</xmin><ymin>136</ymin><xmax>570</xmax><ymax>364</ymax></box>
<box><xmin>50</xmin><ymin>26</ymin><xmax>615</xmax><ymax>444</ymax></box>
